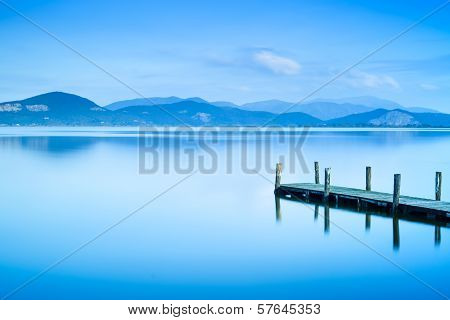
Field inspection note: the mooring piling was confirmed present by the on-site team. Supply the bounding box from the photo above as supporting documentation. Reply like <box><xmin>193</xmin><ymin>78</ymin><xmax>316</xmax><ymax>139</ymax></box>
<box><xmin>275</xmin><ymin>163</ymin><xmax>282</xmax><ymax>190</ymax></box>
<box><xmin>314</xmin><ymin>161</ymin><xmax>320</xmax><ymax>184</ymax></box>
<box><xmin>324</xmin><ymin>168</ymin><xmax>331</xmax><ymax>201</ymax></box>
<box><xmin>392</xmin><ymin>174</ymin><xmax>401</xmax><ymax>213</ymax></box>
<box><xmin>366</xmin><ymin>166</ymin><xmax>372</xmax><ymax>191</ymax></box>
<box><xmin>436</xmin><ymin>171</ymin><xmax>442</xmax><ymax>201</ymax></box>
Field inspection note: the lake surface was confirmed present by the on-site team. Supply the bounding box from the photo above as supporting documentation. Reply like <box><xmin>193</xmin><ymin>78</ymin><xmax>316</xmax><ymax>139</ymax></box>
<box><xmin>0</xmin><ymin>127</ymin><xmax>449</xmax><ymax>299</ymax></box>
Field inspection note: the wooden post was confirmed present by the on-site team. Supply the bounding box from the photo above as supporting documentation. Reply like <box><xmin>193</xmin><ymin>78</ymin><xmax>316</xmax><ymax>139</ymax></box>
<box><xmin>435</xmin><ymin>172</ymin><xmax>442</xmax><ymax>201</ymax></box>
<box><xmin>314</xmin><ymin>161</ymin><xmax>320</xmax><ymax>184</ymax></box>
<box><xmin>275</xmin><ymin>163</ymin><xmax>282</xmax><ymax>190</ymax></box>
<box><xmin>366</xmin><ymin>166</ymin><xmax>372</xmax><ymax>191</ymax></box>
<box><xmin>324</xmin><ymin>168</ymin><xmax>331</xmax><ymax>201</ymax></box>
<box><xmin>392</xmin><ymin>174</ymin><xmax>401</xmax><ymax>213</ymax></box>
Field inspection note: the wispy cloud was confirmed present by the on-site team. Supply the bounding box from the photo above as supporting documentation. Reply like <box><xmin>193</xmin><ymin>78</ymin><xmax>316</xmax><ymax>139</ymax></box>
<box><xmin>203</xmin><ymin>48</ymin><xmax>301</xmax><ymax>76</ymax></box>
<box><xmin>252</xmin><ymin>50</ymin><xmax>301</xmax><ymax>75</ymax></box>
<box><xmin>420</xmin><ymin>83</ymin><xmax>439</xmax><ymax>90</ymax></box>
<box><xmin>367</xmin><ymin>54</ymin><xmax>450</xmax><ymax>76</ymax></box>
<box><xmin>344</xmin><ymin>70</ymin><xmax>399</xmax><ymax>89</ymax></box>
<box><xmin>237</xmin><ymin>85</ymin><xmax>251</xmax><ymax>92</ymax></box>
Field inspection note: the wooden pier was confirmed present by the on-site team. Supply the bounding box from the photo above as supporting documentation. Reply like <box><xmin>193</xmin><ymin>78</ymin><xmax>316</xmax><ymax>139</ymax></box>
<box><xmin>274</xmin><ymin>163</ymin><xmax>450</xmax><ymax>219</ymax></box>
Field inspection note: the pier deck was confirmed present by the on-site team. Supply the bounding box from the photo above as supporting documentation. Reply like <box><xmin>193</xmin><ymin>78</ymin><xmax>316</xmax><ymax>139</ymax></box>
<box><xmin>278</xmin><ymin>182</ymin><xmax>450</xmax><ymax>218</ymax></box>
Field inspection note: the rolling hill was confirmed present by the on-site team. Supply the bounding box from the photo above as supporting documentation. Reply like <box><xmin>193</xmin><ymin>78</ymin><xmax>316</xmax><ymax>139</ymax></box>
<box><xmin>0</xmin><ymin>92</ymin><xmax>112</xmax><ymax>125</ymax></box>
<box><xmin>327</xmin><ymin>109</ymin><xmax>450</xmax><ymax>127</ymax></box>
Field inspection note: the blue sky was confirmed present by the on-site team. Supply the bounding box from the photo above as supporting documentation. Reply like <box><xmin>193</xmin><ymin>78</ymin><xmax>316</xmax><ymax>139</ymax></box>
<box><xmin>0</xmin><ymin>0</ymin><xmax>449</xmax><ymax>110</ymax></box>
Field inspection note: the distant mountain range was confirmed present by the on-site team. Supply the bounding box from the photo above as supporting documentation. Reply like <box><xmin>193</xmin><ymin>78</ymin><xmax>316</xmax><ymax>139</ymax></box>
<box><xmin>0</xmin><ymin>91</ymin><xmax>448</xmax><ymax>127</ymax></box>
<box><xmin>105</xmin><ymin>96</ymin><xmax>209</xmax><ymax>111</ymax></box>
<box><xmin>239</xmin><ymin>96</ymin><xmax>439</xmax><ymax>119</ymax></box>
<box><xmin>107</xmin><ymin>95</ymin><xmax>439</xmax><ymax>120</ymax></box>
<box><xmin>240</xmin><ymin>100</ymin><xmax>372</xmax><ymax>120</ymax></box>
<box><xmin>312</xmin><ymin>96</ymin><xmax>403</xmax><ymax>109</ymax></box>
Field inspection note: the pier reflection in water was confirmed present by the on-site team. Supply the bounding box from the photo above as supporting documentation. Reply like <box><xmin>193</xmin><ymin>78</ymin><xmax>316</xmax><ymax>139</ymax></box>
<box><xmin>275</xmin><ymin>195</ymin><xmax>448</xmax><ymax>250</ymax></box>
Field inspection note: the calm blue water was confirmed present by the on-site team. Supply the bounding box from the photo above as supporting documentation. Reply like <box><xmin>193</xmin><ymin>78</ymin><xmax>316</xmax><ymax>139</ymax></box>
<box><xmin>0</xmin><ymin>127</ymin><xmax>449</xmax><ymax>299</ymax></box>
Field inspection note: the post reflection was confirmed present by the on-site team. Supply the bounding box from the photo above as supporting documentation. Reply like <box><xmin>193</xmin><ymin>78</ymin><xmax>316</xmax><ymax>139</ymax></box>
<box><xmin>275</xmin><ymin>195</ymin><xmax>281</xmax><ymax>222</ymax></box>
<box><xmin>314</xmin><ymin>204</ymin><xmax>319</xmax><ymax>221</ymax></box>
<box><xmin>393</xmin><ymin>215</ymin><xmax>400</xmax><ymax>251</ymax></box>
<box><xmin>324</xmin><ymin>204</ymin><xmax>330</xmax><ymax>234</ymax></box>
<box><xmin>365</xmin><ymin>213</ymin><xmax>371</xmax><ymax>231</ymax></box>
<box><xmin>435</xmin><ymin>226</ymin><xmax>441</xmax><ymax>247</ymax></box>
